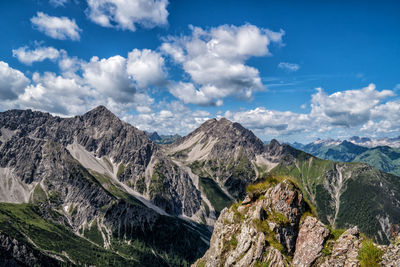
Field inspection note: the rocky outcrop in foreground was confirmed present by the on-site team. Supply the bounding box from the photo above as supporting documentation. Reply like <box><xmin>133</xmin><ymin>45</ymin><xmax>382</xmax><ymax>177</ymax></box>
<box><xmin>193</xmin><ymin>179</ymin><xmax>400</xmax><ymax>267</ymax></box>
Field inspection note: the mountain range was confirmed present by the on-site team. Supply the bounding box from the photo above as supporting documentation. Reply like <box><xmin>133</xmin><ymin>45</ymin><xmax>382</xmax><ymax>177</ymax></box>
<box><xmin>1</xmin><ymin>106</ymin><xmax>400</xmax><ymax>265</ymax></box>
<box><xmin>291</xmin><ymin>139</ymin><xmax>400</xmax><ymax>177</ymax></box>
<box><xmin>293</xmin><ymin>136</ymin><xmax>400</xmax><ymax>149</ymax></box>
<box><xmin>145</xmin><ymin>131</ymin><xmax>182</xmax><ymax>144</ymax></box>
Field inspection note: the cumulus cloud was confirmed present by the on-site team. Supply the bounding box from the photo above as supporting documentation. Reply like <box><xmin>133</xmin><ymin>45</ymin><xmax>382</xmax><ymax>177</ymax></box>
<box><xmin>225</xmin><ymin>83</ymin><xmax>397</xmax><ymax>138</ymax></box>
<box><xmin>123</xmin><ymin>101</ymin><xmax>210</xmax><ymax>134</ymax></box>
<box><xmin>31</xmin><ymin>12</ymin><xmax>81</xmax><ymax>40</ymax></box>
<box><xmin>126</xmin><ymin>49</ymin><xmax>166</xmax><ymax>88</ymax></box>
<box><xmin>278</xmin><ymin>62</ymin><xmax>300</xmax><ymax>72</ymax></box>
<box><xmin>85</xmin><ymin>0</ymin><xmax>168</xmax><ymax>31</ymax></box>
<box><xmin>225</xmin><ymin>107</ymin><xmax>310</xmax><ymax>136</ymax></box>
<box><xmin>361</xmin><ymin>100</ymin><xmax>400</xmax><ymax>133</ymax></box>
<box><xmin>1</xmin><ymin>46</ymin><xmax>165</xmax><ymax>116</ymax></box>
<box><xmin>310</xmin><ymin>83</ymin><xmax>395</xmax><ymax>127</ymax></box>
<box><xmin>12</xmin><ymin>46</ymin><xmax>63</xmax><ymax>65</ymax></box>
<box><xmin>168</xmin><ymin>82</ymin><xmax>223</xmax><ymax>106</ymax></box>
<box><xmin>82</xmin><ymin>55</ymin><xmax>136</xmax><ymax>103</ymax></box>
<box><xmin>161</xmin><ymin>24</ymin><xmax>284</xmax><ymax>105</ymax></box>
<box><xmin>18</xmin><ymin>72</ymin><xmax>92</xmax><ymax>115</ymax></box>
<box><xmin>0</xmin><ymin>61</ymin><xmax>30</xmax><ymax>100</ymax></box>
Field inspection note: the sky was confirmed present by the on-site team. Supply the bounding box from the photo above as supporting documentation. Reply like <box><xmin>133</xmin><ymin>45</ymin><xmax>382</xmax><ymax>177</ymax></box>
<box><xmin>0</xmin><ymin>0</ymin><xmax>399</xmax><ymax>143</ymax></box>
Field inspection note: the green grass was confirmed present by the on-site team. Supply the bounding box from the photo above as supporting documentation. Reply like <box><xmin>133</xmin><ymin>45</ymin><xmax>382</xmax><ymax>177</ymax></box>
<box><xmin>329</xmin><ymin>227</ymin><xmax>346</xmax><ymax>240</ymax></box>
<box><xmin>358</xmin><ymin>240</ymin><xmax>383</xmax><ymax>267</ymax></box>
<box><xmin>135</xmin><ymin>175</ymin><xmax>146</xmax><ymax>194</ymax></box>
<box><xmin>148</xmin><ymin>162</ymin><xmax>166</xmax><ymax>198</ymax></box>
<box><xmin>84</xmin><ymin>219</ymin><xmax>104</xmax><ymax>246</ymax></box>
<box><xmin>198</xmin><ymin>176</ymin><xmax>232</xmax><ymax>215</ymax></box>
<box><xmin>252</xmin><ymin>218</ymin><xmax>285</xmax><ymax>254</ymax></box>
<box><xmin>0</xmin><ymin>203</ymin><xmax>134</xmax><ymax>265</ymax></box>
<box><xmin>89</xmin><ymin>170</ymin><xmax>143</xmax><ymax>207</ymax></box>
<box><xmin>270</xmin><ymin>211</ymin><xmax>290</xmax><ymax>226</ymax></box>
<box><xmin>196</xmin><ymin>259</ymin><xmax>206</xmax><ymax>267</ymax></box>
<box><xmin>31</xmin><ymin>183</ymin><xmax>47</xmax><ymax>203</ymax></box>
<box><xmin>117</xmin><ymin>163</ymin><xmax>126</xmax><ymax>178</ymax></box>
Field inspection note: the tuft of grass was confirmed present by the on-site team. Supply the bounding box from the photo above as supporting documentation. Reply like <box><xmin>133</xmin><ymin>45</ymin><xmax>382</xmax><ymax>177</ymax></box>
<box><xmin>252</xmin><ymin>218</ymin><xmax>285</xmax><ymax>254</ymax></box>
<box><xmin>117</xmin><ymin>163</ymin><xmax>126</xmax><ymax>178</ymax></box>
<box><xmin>254</xmin><ymin>261</ymin><xmax>270</xmax><ymax>267</ymax></box>
<box><xmin>331</xmin><ymin>228</ymin><xmax>346</xmax><ymax>240</ymax></box>
<box><xmin>148</xmin><ymin>162</ymin><xmax>166</xmax><ymax>198</ymax></box>
<box><xmin>358</xmin><ymin>240</ymin><xmax>383</xmax><ymax>267</ymax></box>
<box><xmin>31</xmin><ymin>183</ymin><xmax>47</xmax><ymax>203</ymax></box>
<box><xmin>229</xmin><ymin>236</ymin><xmax>238</xmax><ymax>248</ymax></box>
<box><xmin>270</xmin><ymin>211</ymin><xmax>290</xmax><ymax>227</ymax></box>
<box><xmin>196</xmin><ymin>259</ymin><xmax>206</xmax><ymax>267</ymax></box>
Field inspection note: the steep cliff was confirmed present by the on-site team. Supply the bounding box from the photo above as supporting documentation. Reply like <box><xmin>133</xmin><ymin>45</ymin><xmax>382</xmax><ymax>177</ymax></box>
<box><xmin>193</xmin><ymin>178</ymin><xmax>399</xmax><ymax>267</ymax></box>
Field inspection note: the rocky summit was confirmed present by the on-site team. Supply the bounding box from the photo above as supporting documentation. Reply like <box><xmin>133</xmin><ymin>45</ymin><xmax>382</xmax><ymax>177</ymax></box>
<box><xmin>193</xmin><ymin>178</ymin><xmax>400</xmax><ymax>267</ymax></box>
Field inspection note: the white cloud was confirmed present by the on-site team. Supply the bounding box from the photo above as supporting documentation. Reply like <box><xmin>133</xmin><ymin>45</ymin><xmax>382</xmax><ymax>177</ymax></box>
<box><xmin>12</xmin><ymin>46</ymin><xmax>63</xmax><ymax>65</ymax></box>
<box><xmin>0</xmin><ymin>61</ymin><xmax>30</xmax><ymax>100</ymax></box>
<box><xmin>168</xmin><ymin>82</ymin><xmax>223</xmax><ymax>106</ymax></box>
<box><xmin>1</xmin><ymin>47</ymin><xmax>163</xmax><ymax>115</ymax></box>
<box><xmin>123</xmin><ymin>101</ymin><xmax>210</xmax><ymax>134</ymax></box>
<box><xmin>85</xmin><ymin>0</ymin><xmax>168</xmax><ymax>31</ymax></box>
<box><xmin>225</xmin><ymin>107</ymin><xmax>310</xmax><ymax>136</ymax></box>
<box><xmin>225</xmin><ymin>83</ymin><xmax>398</xmax><ymax>139</ymax></box>
<box><xmin>82</xmin><ymin>55</ymin><xmax>135</xmax><ymax>103</ymax></box>
<box><xmin>161</xmin><ymin>24</ymin><xmax>284</xmax><ymax>105</ymax></box>
<box><xmin>49</xmin><ymin>0</ymin><xmax>68</xmax><ymax>7</ymax></box>
<box><xmin>310</xmin><ymin>83</ymin><xmax>395</xmax><ymax>127</ymax></box>
<box><xmin>17</xmin><ymin>72</ymin><xmax>92</xmax><ymax>115</ymax></box>
<box><xmin>31</xmin><ymin>12</ymin><xmax>82</xmax><ymax>41</ymax></box>
<box><xmin>361</xmin><ymin>100</ymin><xmax>400</xmax><ymax>133</ymax></box>
<box><xmin>278</xmin><ymin>62</ymin><xmax>300</xmax><ymax>72</ymax></box>
<box><xmin>126</xmin><ymin>49</ymin><xmax>166</xmax><ymax>88</ymax></box>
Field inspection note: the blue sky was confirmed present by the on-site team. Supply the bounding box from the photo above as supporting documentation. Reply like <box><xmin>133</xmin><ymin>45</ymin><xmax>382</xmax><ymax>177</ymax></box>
<box><xmin>0</xmin><ymin>0</ymin><xmax>399</xmax><ymax>143</ymax></box>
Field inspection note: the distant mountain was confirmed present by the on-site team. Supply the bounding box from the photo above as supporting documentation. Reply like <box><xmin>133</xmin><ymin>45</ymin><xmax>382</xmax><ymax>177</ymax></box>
<box><xmin>349</xmin><ymin>135</ymin><xmax>400</xmax><ymax>148</ymax></box>
<box><xmin>293</xmin><ymin>139</ymin><xmax>400</xmax><ymax>176</ymax></box>
<box><xmin>146</xmin><ymin>131</ymin><xmax>181</xmax><ymax>144</ymax></box>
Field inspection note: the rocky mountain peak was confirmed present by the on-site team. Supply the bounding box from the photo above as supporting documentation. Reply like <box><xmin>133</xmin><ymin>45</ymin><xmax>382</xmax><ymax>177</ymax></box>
<box><xmin>80</xmin><ymin>105</ymin><xmax>119</xmax><ymax>122</ymax></box>
<box><xmin>194</xmin><ymin>178</ymin><xmax>400</xmax><ymax>267</ymax></box>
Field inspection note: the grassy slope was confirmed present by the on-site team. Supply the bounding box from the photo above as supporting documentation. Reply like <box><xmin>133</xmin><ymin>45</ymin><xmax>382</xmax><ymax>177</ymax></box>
<box><xmin>304</xmin><ymin>143</ymin><xmax>400</xmax><ymax>177</ymax></box>
<box><xmin>0</xmin><ymin>203</ymin><xmax>134</xmax><ymax>266</ymax></box>
<box><xmin>353</xmin><ymin>147</ymin><xmax>400</xmax><ymax>176</ymax></box>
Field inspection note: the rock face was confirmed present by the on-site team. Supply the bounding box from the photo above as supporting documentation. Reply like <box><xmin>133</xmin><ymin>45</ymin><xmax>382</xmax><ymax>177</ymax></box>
<box><xmin>320</xmin><ymin>227</ymin><xmax>362</xmax><ymax>267</ymax></box>
<box><xmin>193</xmin><ymin>179</ymin><xmax>306</xmax><ymax>267</ymax></box>
<box><xmin>167</xmin><ymin>118</ymin><xmax>265</xmax><ymax>199</ymax></box>
<box><xmin>193</xmin><ymin>178</ymin><xmax>400</xmax><ymax>267</ymax></box>
<box><xmin>0</xmin><ymin>106</ymin><xmax>210</xmax><ymax>265</ymax></box>
<box><xmin>381</xmin><ymin>234</ymin><xmax>400</xmax><ymax>267</ymax></box>
<box><xmin>0</xmin><ymin>106</ymin><xmax>201</xmax><ymax>219</ymax></box>
<box><xmin>293</xmin><ymin>216</ymin><xmax>329</xmax><ymax>266</ymax></box>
